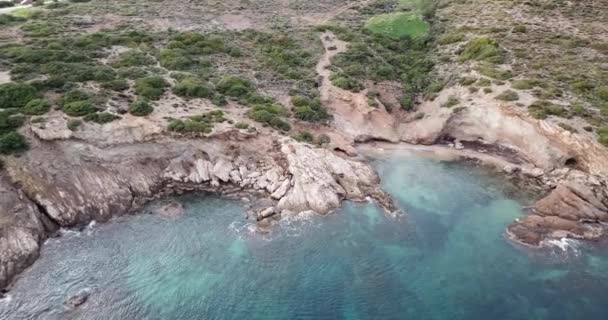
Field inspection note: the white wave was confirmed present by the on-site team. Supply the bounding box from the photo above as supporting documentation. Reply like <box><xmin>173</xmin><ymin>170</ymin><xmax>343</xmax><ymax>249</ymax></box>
<box><xmin>0</xmin><ymin>294</ymin><xmax>12</xmax><ymax>303</ymax></box>
<box><xmin>545</xmin><ymin>238</ymin><xmax>580</xmax><ymax>255</ymax></box>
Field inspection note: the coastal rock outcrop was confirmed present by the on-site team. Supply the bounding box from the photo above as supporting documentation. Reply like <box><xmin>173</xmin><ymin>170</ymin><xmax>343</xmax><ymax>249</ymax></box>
<box><xmin>0</xmin><ymin>135</ymin><xmax>394</xmax><ymax>289</ymax></box>
<box><xmin>0</xmin><ymin>174</ymin><xmax>52</xmax><ymax>289</ymax></box>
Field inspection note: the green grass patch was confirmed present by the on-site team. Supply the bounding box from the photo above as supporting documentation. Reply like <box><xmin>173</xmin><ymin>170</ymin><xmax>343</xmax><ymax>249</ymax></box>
<box><xmin>460</xmin><ymin>37</ymin><xmax>503</xmax><ymax>63</ymax></box>
<box><xmin>366</xmin><ymin>12</ymin><xmax>429</xmax><ymax>39</ymax></box>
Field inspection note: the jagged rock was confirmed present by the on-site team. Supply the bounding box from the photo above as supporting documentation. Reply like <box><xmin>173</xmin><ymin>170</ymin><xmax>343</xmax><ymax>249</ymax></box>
<box><xmin>271</xmin><ymin>179</ymin><xmax>290</xmax><ymax>199</ymax></box>
<box><xmin>277</xmin><ymin>140</ymin><xmax>380</xmax><ymax>214</ymax></box>
<box><xmin>508</xmin><ymin>179</ymin><xmax>608</xmax><ymax>246</ymax></box>
<box><xmin>0</xmin><ymin>175</ymin><xmax>53</xmax><ymax>289</ymax></box>
<box><xmin>212</xmin><ymin>159</ymin><xmax>233</xmax><ymax>182</ymax></box>
<box><xmin>257</xmin><ymin>207</ymin><xmax>276</xmax><ymax>221</ymax></box>
<box><xmin>229</xmin><ymin>170</ymin><xmax>242</xmax><ymax>184</ymax></box>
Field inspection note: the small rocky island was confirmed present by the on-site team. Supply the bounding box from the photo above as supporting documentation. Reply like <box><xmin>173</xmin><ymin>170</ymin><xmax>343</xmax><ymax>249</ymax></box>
<box><xmin>1</xmin><ymin>0</ymin><xmax>608</xmax><ymax>294</ymax></box>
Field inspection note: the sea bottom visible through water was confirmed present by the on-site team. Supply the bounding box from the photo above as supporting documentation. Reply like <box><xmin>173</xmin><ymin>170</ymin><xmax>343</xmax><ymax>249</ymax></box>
<box><xmin>2</xmin><ymin>150</ymin><xmax>608</xmax><ymax>320</ymax></box>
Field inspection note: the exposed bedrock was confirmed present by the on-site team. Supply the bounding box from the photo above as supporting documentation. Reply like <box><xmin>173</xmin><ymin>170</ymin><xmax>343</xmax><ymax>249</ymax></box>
<box><xmin>398</xmin><ymin>100</ymin><xmax>608</xmax><ymax>246</ymax></box>
<box><xmin>0</xmin><ymin>133</ymin><xmax>395</xmax><ymax>289</ymax></box>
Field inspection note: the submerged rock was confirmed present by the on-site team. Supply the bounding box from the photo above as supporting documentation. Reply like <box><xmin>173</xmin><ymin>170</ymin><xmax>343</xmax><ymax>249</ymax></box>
<box><xmin>155</xmin><ymin>201</ymin><xmax>185</xmax><ymax>218</ymax></box>
<box><xmin>65</xmin><ymin>289</ymin><xmax>90</xmax><ymax>308</ymax></box>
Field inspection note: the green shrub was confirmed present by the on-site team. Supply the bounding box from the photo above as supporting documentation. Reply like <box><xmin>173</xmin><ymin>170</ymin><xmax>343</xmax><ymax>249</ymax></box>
<box><xmin>528</xmin><ymin>100</ymin><xmax>566</xmax><ymax>119</ymax></box>
<box><xmin>513</xmin><ymin>25</ymin><xmax>527</xmax><ymax>33</ymax></box>
<box><xmin>495</xmin><ymin>90</ymin><xmax>519</xmax><ymax>101</ymax></box>
<box><xmin>512</xmin><ymin>79</ymin><xmax>539</xmax><ymax>90</ymax></box>
<box><xmin>459</xmin><ymin>77</ymin><xmax>477</xmax><ymax>86</ymax></box>
<box><xmin>63</xmin><ymin>100</ymin><xmax>96</xmax><ymax>116</ymax></box>
<box><xmin>0</xmin><ymin>110</ymin><xmax>25</xmax><ymax>134</ymax></box>
<box><xmin>234</xmin><ymin>122</ymin><xmax>249</xmax><ymax>129</ymax></box>
<box><xmin>441</xmin><ymin>96</ymin><xmax>460</xmax><ymax>108</ymax></box>
<box><xmin>216</xmin><ymin>76</ymin><xmax>254</xmax><ymax>98</ymax></box>
<box><xmin>596</xmin><ymin>86</ymin><xmax>608</xmax><ymax>102</ymax></box>
<box><xmin>117</xmin><ymin>67</ymin><xmax>148</xmax><ymax>79</ymax></box>
<box><xmin>291</xmin><ymin>96</ymin><xmax>329</xmax><ymax>122</ymax></box>
<box><xmin>438</xmin><ymin>33</ymin><xmax>465</xmax><ymax>45</ymax></box>
<box><xmin>0</xmin><ymin>14</ymin><xmax>25</xmax><ymax>26</ymax></box>
<box><xmin>168</xmin><ymin>119</ymin><xmax>211</xmax><ymax>133</ymax></box>
<box><xmin>478</xmin><ymin>66</ymin><xmax>512</xmax><ymax>80</ymax></box>
<box><xmin>249</xmin><ymin>103</ymin><xmax>291</xmax><ymax>131</ymax></box>
<box><xmin>23</xmin><ymin>99</ymin><xmax>51</xmax><ymax>115</ymax></box>
<box><xmin>476</xmin><ymin>78</ymin><xmax>492</xmax><ymax>87</ymax></box>
<box><xmin>112</xmin><ymin>50</ymin><xmax>155</xmax><ymax>68</ymax></box>
<box><xmin>292</xmin><ymin>131</ymin><xmax>314</xmax><ymax>143</ymax></box>
<box><xmin>129</xmin><ymin>99</ymin><xmax>153</xmax><ymax>116</ymax></box>
<box><xmin>330</xmin><ymin>75</ymin><xmax>362</xmax><ymax>91</ymax></box>
<box><xmin>67</xmin><ymin>119</ymin><xmax>82</xmax><ymax>131</ymax></box>
<box><xmin>135</xmin><ymin>76</ymin><xmax>168</xmax><ymax>100</ymax></box>
<box><xmin>84</xmin><ymin>112</ymin><xmax>120</xmax><ymax>124</ymax></box>
<box><xmin>0</xmin><ymin>2</ymin><xmax>14</xmax><ymax>9</ymax></box>
<box><xmin>60</xmin><ymin>89</ymin><xmax>90</xmax><ymax>106</ymax></box>
<box><xmin>0</xmin><ymin>132</ymin><xmax>28</xmax><ymax>154</ymax></box>
<box><xmin>173</xmin><ymin>78</ymin><xmax>214</xmax><ymax>99</ymax></box>
<box><xmin>158</xmin><ymin>48</ymin><xmax>194</xmax><ymax>70</ymax></box>
<box><xmin>0</xmin><ymin>82</ymin><xmax>39</xmax><ymax>109</ymax></box>
<box><xmin>101</xmin><ymin>78</ymin><xmax>129</xmax><ymax>91</ymax></box>
<box><xmin>460</xmin><ymin>37</ymin><xmax>503</xmax><ymax>63</ymax></box>
<box><xmin>598</xmin><ymin>127</ymin><xmax>608</xmax><ymax>146</ymax></box>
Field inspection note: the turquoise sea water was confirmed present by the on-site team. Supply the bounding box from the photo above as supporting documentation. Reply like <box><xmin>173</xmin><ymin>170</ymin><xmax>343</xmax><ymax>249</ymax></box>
<box><xmin>2</xmin><ymin>150</ymin><xmax>608</xmax><ymax>320</ymax></box>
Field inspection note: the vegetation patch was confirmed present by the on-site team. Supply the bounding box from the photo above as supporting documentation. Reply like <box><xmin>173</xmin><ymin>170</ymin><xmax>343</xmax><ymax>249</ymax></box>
<box><xmin>528</xmin><ymin>100</ymin><xmax>567</xmax><ymax>119</ymax></box>
<box><xmin>135</xmin><ymin>76</ymin><xmax>168</xmax><ymax>100</ymax></box>
<box><xmin>173</xmin><ymin>77</ymin><xmax>214</xmax><ymax>99</ymax></box>
<box><xmin>495</xmin><ymin>90</ymin><xmax>519</xmax><ymax>102</ymax></box>
<box><xmin>23</xmin><ymin>99</ymin><xmax>51</xmax><ymax>115</ymax></box>
<box><xmin>84</xmin><ymin>112</ymin><xmax>120</xmax><ymax>124</ymax></box>
<box><xmin>0</xmin><ymin>131</ymin><xmax>28</xmax><ymax>154</ymax></box>
<box><xmin>0</xmin><ymin>83</ymin><xmax>40</xmax><ymax>109</ymax></box>
<box><xmin>460</xmin><ymin>37</ymin><xmax>503</xmax><ymax>63</ymax></box>
<box><xmin>129</xmin><ymin>99</ymin><xmax>153</xmax><ymax>116</ymax></box>
<box><xmin>168</xmin><ymin>110</ymin><xmax>226</xmax><ymax>134</ymax></box>
<box><xmin>365</xmin><ymin>12</ymin><xmax>429</xmax><ymax>39</ymax></box>
<box><xmin>291</xmin><ymin>96</ymin><xmax>330</xmax><ymax>122</ymax></box>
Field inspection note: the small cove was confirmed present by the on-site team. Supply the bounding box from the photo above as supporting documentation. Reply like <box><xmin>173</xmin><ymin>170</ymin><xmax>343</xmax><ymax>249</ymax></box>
<box><xmin>2</xmin><ymin>149</ymin><xmax>608</xmax><ymax>320</ymax></box>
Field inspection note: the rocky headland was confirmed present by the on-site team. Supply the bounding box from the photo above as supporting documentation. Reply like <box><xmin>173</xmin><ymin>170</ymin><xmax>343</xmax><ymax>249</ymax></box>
<box><xmin>1</xmin><ymin>0</ymin><xmax>608</xmax><ymax>294</ymax></box>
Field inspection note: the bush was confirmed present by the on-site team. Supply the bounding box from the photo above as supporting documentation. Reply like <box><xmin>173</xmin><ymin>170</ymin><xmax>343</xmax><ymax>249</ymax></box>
<box><xmin>249</xmin><ymin>103</ymin><xmax>291</xmax><ymax>131</ymax></box>
<box><xmin>0</xmin><ymin>2</ymin><xmax>14</xmax><ymax>9</ymax></box>
<box><xmin>596</xmin><ymin>86</ymin><xmax>608</xmax><ymax>102</ymax></box>
<box><xmin>60</xmin><ymin>89</ymin><xmax>90</xmax><ymax>106</ymax></box>
<box><xmin>112</xmin><ymin>50</ymin><xmax>155</xmax><ymax>68</ymax></box>
<box><xmin>23</xmin><ymin>99</ymin><xmax>51</xmax><ymax>115</ymax></box>
<box><xmin>168</xmin><ymin>119</ymin><xmax>211</xmax><ymax>133</ymax></box>
<box><xmin>495</xmin><ymin>90</ymin><xmax>519</xmax><ymax>101</ymax></box>
<box><xmin>512</xmin><ymin>79</ymin><xmax>539</xmax><ymax>90</ymax></box>
<box><xmin>67</xmin><ymin>119</ymin><xmax>82</xmax><ymax>131</ymax></box>
<box><xmin>317</xmin><ymin>134</ymin><xmax>331</xmax><ymax>145</ymax></box>
<box><xmin>172</xmin><ymin>78</ymin><xmax>214</xmax><ymax>99</ymax></box>
<box><xmin>158</xmin><ymin>48</ymin><xmax>194</xmax><ymax>70</ymax></box>
<box><xmin>291</xmin><ymin>96</ymin><xmax>329</xmax><ymax>122</ymax></box>
<box><xmin>478</xmin><ymin>66</ymin><xmax>513</xmax><ymax>80</ymax></box>
<box><xmin>0</xmin><ymin>14</ymin><xmax>25</xmax><ymax>26</ymax></box>
<box><xmin>441</xmin><ymin>96</ymin><xmax>460</xmax><ymax>108</ymax></box>
<box><xmin>234</xmin><ymin>122</ymin><xmax>249</xmax><ymax>129</ymax></box>
<box><xmin>63</xmin><ymin>100</ymin><xmax>96</xmax><ymax>116</ymax></box>
<box><xmin>135</xmin><ymin>76</ymin><xmax>168</xmax><ymax>100</ymax></box>
<box><xmin>101</xmin><ymin>78</ymin><xmax>129</xmax><ymax>91</ymax></box>
<box><xmin>0</xmin><ymin>82</ymin><xmax>39</xmax><ymax>109</ymax></box>
<box><xmin>129</xmin><ymin>99</ymin><xmax>153</xmax><ymax>116</ymax></box>
<box><xmin>84</xmin><ymin>112</ymin><xmax>120</xmax><ymax>124</ymax></box>
<box><xmin>598</xmin><ymin>127</ymin><xmax>608</xmax><ymax>146</ymax></box>
<box><xmin>0</xmin><ymin>132</ymin><xmax>28</xmax><ymax>154</ymax></box>
<box><xmin>117</xmin><ymin>67</ymin><xmax>148</xmax><ymax>79</ymax></box>
<box><xmin>0</xmin><ymin>110</ymin><xmax>25</xmax><ymax>134</ymax></box>
<box><xmin>292</xmin><ymin>131</ymin><xmax>314</xmax><ymax>143</ymax></box>
<box><xmin>528</xmin><ymin>100</ymin><xmax>566</xmax><ymax>119</ymax></box>
<box><xmin>460</xmin><ymin>37</ymin><xmax>503</xmax><ymax>63</ymax></box>
<box><xmin>216</xmin><ymin>76</ymin><xmax>254</xmax><ymax>98</ymax></box>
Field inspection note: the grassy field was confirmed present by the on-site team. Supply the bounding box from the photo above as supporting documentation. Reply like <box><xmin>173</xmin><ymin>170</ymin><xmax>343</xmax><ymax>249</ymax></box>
<box><xmin>365</xmin><ymin>12</ymin><xmax>428</xmax><ymax>39</ymax></box>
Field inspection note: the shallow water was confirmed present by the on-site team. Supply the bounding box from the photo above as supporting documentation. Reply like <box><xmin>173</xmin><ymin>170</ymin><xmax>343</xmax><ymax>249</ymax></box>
<box><xmin>2</xmin><ymin>150</ymin><xmax>608</xmax><ymax>320</ymax></box>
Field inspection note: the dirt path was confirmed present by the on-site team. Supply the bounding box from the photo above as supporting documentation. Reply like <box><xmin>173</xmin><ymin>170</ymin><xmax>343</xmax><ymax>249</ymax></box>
<box><xmin>320</xmin><ymin>0</ymin><xmax>372</xmax><ymax>24</ymax></box>
<box><xmin>316</xmin><ymin>31</ymin><xmax>399</xmax><ymax>142</ymax></box>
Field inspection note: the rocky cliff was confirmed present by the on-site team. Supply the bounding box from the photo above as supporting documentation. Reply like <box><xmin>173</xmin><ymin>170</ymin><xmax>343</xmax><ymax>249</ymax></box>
<box><xmin>0</xmin><ymin>130</ymin><xmax>395</xmax><ymax>289</ymax></box>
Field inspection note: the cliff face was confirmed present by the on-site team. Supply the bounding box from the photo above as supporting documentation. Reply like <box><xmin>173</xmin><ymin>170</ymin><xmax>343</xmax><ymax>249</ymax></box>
<box><xmin>0</xmin><ymin>131</ymin><xmax>394</xmax><ymax>289</ymax></box>
<box><xmin>0</xmin><ymin>174</ymin><xmax>54</xmax><ymax>289</ymax></box>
